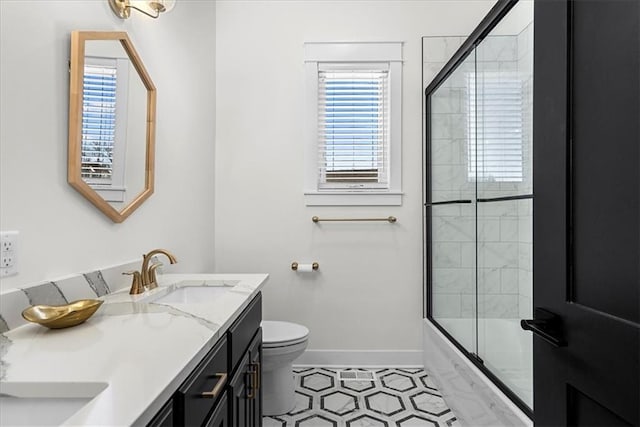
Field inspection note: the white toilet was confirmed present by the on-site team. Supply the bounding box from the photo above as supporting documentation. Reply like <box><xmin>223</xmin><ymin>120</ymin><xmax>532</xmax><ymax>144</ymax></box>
<box><xmin>261</xmin><ymin>320</ymin><xmax>309</xmax><ymax>416</ymax></box>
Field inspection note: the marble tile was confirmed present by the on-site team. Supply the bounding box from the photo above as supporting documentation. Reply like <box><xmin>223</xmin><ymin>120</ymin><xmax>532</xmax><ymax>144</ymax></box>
<box><xmin>478</xmin><ymin>36</ymin><xmax>518</xmax><ymax>62</ymax></box>
<box><xmin>478</xmin><ymin>242</ymin><xmax>519</xmax><ymax>269</ymax></box>
<box><xmin>460</xmin><ymin>243</ymin><xmax>475</xmax><ymax>269</ymax></box>
<box><xmin>432</xmin><ymin>216</ymin><xmax>475</xmax><ymax>242</ymax></box>
<box><xmin>518</xmin><ymin>243</ymin><xmax>532</xmax><ymax>271</ymax></box>
<box><xmin>432</xmin><ymin>268</ymin><xmax>474</xmax><ymax>294</ymax></box>
<box><xmin>83</xmin><ymin>270</ymin><xmax>111</xmax><ymax>297</ymax></box>
<box><xmin>432</xmin><ymin>294</ymin><xmax>461</xmax><ymax>318</ymax></box>
<box><xmin>501</xmin><ymin>269</ymin><xmax>520</xmax><ymax>294</ymax></box>
<box><xmin>54</xmin><ymin>275</ymin><xmax>99</xmax><ymax>302</ymax></box>
<box><xmin>518</xmin><ymin>269</ymin><xmax>532</xmax><ymax>299</ymax></box>
<box><xmin>22</xmin><ymin>282</ymin><xmax>67</xmax><ymax>306</ymax></box>
<box><xmin>432</xmin><ymin>243</ymin><xmax>461</xmax><ymax>268</ymax></box>
<box><xmin>478</xmin><ymin>268</ymin><xmax>502</xmax><ymax>294</ymax></box>
<box><xmin>423</xmin><ymin>37</ymin><xmax>465</xmax><ymax>63</ymax></box>
<box><xmin>478</xmin><ymin>218</ymin><xmax>500</xmax><ymax>242</ymax></box>
<box><xmin>266</xmin><ymin>368</ymin><xmax>457</xmax><ymax>426</ymax></box>
<box><xmin>0</xmin><ymin>290</ymin><xmax>30</xmax><ymax>330</ymax></box>
<box><xmin>478</xmin><ymin>294</ymin><xmax>519</xmax><ymax>318</ymax></box>
<box><xmin>500</xmin><ymin>218</ymin><xmax>519</xmax><ymax>242</ymax></box>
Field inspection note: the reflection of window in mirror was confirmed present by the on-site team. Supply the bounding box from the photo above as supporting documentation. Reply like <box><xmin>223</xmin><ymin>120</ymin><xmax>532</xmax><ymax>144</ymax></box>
<box><xmin>82</xmin><ymin>56</ymin><xmax>130</xmax><ymax>202</ymax></box>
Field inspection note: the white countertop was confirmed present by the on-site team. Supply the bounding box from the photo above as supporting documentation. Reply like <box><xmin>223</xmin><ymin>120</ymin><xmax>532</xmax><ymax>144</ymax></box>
<box><xmin>0</xmin><ymin>273</ymin><xmax>269</xmax><ymax>426</ymax></box>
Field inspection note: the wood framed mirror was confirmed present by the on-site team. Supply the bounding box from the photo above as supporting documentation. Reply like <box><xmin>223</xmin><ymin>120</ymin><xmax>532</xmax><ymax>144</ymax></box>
<box><xmin>68</xmin><ymin>31</ymin><xmax>156</xmax><ymax>223</ymax></box>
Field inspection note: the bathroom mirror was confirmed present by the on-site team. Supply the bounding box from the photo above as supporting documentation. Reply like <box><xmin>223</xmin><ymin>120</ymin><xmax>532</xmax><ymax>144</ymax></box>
<box><xmin>68</xmin><ymin>31</ymin><xmax>156</xmax><ymax>223</ymax></box>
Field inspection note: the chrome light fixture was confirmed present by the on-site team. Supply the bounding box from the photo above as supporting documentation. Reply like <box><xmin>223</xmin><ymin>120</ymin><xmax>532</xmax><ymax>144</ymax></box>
<box><xmin>108</xmin><ymin>0</ymin><xmax>175</xmax><ymax>19</ymax></box>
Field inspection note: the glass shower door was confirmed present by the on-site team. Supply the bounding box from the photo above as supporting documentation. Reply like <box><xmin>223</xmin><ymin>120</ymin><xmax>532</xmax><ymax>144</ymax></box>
<box><xmin>475</xmin><ymin>0</ymin><xmax>534</xmax><ymax>409</ymax></box>
<box><xmin>428</xmin><ymin>52</ymin><xmax>477</xmax><ymax>353</ymax></box>
<box><xmin>426</xmin><ymin>0</ymin><xmax>534</xmax><ymax>413</ymax></box>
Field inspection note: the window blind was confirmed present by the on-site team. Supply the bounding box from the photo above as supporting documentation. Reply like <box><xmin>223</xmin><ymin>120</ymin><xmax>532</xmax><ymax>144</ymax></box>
<box><xmin>82</xmin><ymin>63</ymin><xmax>117</xmax><ymax>181</ymax></box>
<box><xmin>318</xmin><ymin>69</ymin><xmax>390</xmax><ymax>189</ymax></box>
<box><xmin>467</xmin><ymin>72</ymin><xmax>524</xmax><ymax>182</ymax></box>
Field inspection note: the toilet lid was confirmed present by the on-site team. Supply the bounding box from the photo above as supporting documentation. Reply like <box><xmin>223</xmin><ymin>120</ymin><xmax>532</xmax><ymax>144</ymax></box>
<box><xmin>261</xmin><ymin>320</ymin><xmax>309</xmax><ymax>346</ymax></box>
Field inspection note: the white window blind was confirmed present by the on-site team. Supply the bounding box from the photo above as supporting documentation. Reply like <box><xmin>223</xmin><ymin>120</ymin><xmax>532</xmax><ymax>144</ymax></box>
<box><xmin>318</xmin><ymin>68</ymin><xmax>390</xmax><ymax>190</ymax></box>
<box><xmin>467</xmin><ymin>72</ymin><xmax>524</xmax><ymax>182</ymax></box>
<box><xmin>82</xmin><ymin>63</ymin><xmax>117</xmax><ymax>181</ymax></box>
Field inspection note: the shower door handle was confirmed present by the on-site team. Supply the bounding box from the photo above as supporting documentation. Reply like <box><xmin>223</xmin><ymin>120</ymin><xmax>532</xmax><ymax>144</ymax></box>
<box><xmin>521</xmin><ymin>308</ymin><xmax>567</xmax><ymax>348</ymax></box>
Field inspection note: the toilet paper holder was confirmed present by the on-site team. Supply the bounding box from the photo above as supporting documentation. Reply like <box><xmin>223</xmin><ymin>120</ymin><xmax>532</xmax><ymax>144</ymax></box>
<box><xmin>291</xmin><ymin>262</ymin><xmax>319</xmax><ymax>271</ymax></box>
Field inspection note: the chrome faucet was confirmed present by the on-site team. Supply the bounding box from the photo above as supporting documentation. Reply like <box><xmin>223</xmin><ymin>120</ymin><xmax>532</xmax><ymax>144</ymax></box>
<box><xmin>141</xmin><ymin>249</ymin><xmax>177</xmax><ymax>289</ymax></box>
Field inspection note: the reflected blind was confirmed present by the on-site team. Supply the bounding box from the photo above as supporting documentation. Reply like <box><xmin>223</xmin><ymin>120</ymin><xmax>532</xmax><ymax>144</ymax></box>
<box><xmin>467</xmin><ymin>72</ymin><xmax>523</xmax><ymax>182</ymax></box>
<box><xmin>318</xmin><ymin>69</ymin><xmax>390</xmax><ymax>189</ymax></box>
<box><xmin>82</xmin><ymin>63</ymin><xmax>117</xmax><ymax>181</ymax></box>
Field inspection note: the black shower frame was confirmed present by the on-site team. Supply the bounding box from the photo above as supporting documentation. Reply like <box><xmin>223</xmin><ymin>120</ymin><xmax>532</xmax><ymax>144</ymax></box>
<box><xmin>423</xmin><ymin>0</ymin><xmax>534</xmax><ymax>419</ymax></box>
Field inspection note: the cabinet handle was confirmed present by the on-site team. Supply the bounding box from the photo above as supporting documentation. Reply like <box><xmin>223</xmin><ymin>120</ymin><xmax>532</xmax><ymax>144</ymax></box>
<box><xmin>246</xmin><ymin>367</ymin><xmax>256</xmax><ymax>399</ymax></box>
<box><xmin>201</xmin><ymin>373</ymin><xmax>228</xmax><ymax>398</ymax></box>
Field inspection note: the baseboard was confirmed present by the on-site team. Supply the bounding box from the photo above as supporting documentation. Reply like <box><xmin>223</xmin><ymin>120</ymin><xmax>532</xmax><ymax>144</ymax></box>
<box><xmin>294</xmin><ymin>349</ymin><xmax>423</xmax><ymax>367</ymax></box>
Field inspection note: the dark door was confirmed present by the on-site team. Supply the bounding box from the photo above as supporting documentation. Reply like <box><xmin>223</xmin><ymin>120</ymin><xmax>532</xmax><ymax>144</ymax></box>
<box><xmin>533</xmin><ymin>0</ymin><xmax>639</xmax><ymax>425</ymax></box>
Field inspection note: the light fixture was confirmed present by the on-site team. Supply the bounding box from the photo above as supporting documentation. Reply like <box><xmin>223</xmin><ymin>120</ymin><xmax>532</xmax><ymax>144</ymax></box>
<box><xmin>108</xmin><ymin>0</ymin><xmax>175</xmax><ymax>19</ymax></box>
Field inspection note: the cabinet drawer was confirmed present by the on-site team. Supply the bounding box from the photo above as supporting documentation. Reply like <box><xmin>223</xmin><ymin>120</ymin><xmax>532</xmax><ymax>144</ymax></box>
<box><xmin>175</xmin><ymin>336</ymin><xmax>229</xmax><ymax>427</ymax></box>
<box><xmin>227</xmin><ymin>293</ymin><xmax>261</xmax><ymax>373</ymax></box>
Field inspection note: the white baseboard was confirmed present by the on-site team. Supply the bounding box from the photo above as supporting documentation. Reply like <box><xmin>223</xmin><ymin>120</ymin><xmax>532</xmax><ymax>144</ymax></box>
<box><xmin>294</xmin><ymin>349</ymin><xmax>423</xmax><ymax>367</ymax></box>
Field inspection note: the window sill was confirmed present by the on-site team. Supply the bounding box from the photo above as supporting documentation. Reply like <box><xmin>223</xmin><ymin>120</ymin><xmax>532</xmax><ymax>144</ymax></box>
<box><xmin>304</xmin><ymin>191</ymin><xmax>402</xmax><ymax>206</ymax></box>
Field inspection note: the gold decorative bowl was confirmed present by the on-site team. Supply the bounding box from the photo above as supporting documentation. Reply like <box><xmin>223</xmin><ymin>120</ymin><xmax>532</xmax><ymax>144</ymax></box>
<box><xmin>22</xmin><ymin>299</ymin><xmax>104</xmax><ymax>329</ymax></box>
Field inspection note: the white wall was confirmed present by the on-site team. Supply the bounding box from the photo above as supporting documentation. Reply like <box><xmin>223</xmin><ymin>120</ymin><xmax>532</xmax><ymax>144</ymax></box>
<box><xmin>215</xmin><ymin>0</ymin><xmax>495</xmax><ymax>357</ymax></box>
<box><xmin>0</xmin><ymin>0</ymin><xmax>216</xmax><ymax>291</ymax></box>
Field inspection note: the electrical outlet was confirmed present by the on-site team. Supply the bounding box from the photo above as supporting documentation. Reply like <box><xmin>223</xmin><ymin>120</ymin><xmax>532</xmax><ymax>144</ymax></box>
<box><xmin>0</xmin><ymin>231</ymin><xmax>19</xmax><ymax>277</ymax></box>
<box><xmin>1</xmin><ymin>231</ymin><xmax>18</xmax><ymax>253</ymax></box>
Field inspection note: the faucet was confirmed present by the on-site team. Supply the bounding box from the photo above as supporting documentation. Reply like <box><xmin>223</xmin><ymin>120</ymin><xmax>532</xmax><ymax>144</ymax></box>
<box><xmin>141</xmin><ymin>249</ymin><xmax>177</xmax><ymax>289</ymax></box>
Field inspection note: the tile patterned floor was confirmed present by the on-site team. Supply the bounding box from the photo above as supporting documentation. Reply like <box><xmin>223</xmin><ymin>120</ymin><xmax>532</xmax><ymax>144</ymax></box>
<box><xmin>263</xmin><ymin>367</ymin><xmax>459</xmax><ymax>427</ymax></box>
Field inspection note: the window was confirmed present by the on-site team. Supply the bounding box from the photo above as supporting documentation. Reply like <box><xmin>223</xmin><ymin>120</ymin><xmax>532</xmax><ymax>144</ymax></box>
<box><xmin>304</xmin><ymin>42</ymin><xmax>403</xmax><ymax>206</ymax></box>
<box><xmin>82</xmin><ymin>56</ymin><xmax>130</xmax><ymax>202</ymax></box>
<box><xmin>467</xmin><ymin>72</ymin><xmax>524</xmax><ymax>182</ymax></box>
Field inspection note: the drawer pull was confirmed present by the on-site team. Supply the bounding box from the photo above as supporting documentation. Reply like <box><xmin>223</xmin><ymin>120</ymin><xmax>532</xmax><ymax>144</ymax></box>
<box><xmin>201</xmin><ymin>373</ymin><xmax>228</xmax><ymax>398</ymax></box>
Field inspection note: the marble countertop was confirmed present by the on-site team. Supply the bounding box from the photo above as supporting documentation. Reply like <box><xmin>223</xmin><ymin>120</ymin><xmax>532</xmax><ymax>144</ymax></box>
<box><xmin>0</xmin><ymin>273</ymin><xmax>269</xmax><ymax>426</ymax></box>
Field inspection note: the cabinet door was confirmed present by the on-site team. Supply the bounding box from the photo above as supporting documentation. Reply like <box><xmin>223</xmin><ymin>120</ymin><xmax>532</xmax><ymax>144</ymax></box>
<box><xmin>229</xmin><ymin>352</ymin><xmax>250</xmax><ymax>427</ymax></box>
<box><xmin>247</xmin><ymin>330</ymin><xmax>262</xmax><ymax>427</ymax></box>
<box><xmin>229</xmin><ymin>330</ymin><xmax>263</xmax><ymax>427</ymax></box>
<box><xmin>204</xmin><ymin>394</ymin><xmax>229</xmax><ymax>427</ymax></box>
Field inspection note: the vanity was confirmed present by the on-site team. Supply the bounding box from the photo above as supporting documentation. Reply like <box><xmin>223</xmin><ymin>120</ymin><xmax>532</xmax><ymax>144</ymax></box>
<box><xmin>0</xmin><ymin>273</ymin><xmax>268</xmax><ymax>426</ymax></box>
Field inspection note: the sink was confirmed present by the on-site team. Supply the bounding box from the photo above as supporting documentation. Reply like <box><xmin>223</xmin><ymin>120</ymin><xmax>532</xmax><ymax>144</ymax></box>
<box><xmin>150</xmin><ymin>281</ymin><xmax>239</xmax><ymax>305</ymax></box>
<box><xmin>0</xmin><ymin>382</ymin><xmax>107</xmax><ymax>426</ymax></box>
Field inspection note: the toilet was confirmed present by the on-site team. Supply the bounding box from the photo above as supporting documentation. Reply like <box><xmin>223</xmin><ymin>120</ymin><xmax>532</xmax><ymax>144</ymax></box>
<box><xmin>261</xmin><ymin>320</ymin><xmax>309</xmax><ymax>416</ymax></box>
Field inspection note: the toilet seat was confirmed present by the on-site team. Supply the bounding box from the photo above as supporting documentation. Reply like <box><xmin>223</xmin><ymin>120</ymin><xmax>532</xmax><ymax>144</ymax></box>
<box><xmin>262</xmin><ymin>321</ymin><xmax>309</xmax><ymax>348</ymax></box>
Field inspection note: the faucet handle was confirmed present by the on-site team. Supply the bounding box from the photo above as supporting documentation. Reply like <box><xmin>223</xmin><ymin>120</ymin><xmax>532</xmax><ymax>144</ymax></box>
<box><xmin>123</xmin><ymin>270</ymin><xmax>144</xmax><ymax>295</ymax></box>
<box><xmin>147</xmin><ymin>263</ymin><xmax>163</xmax><ymax>290</ymax></box>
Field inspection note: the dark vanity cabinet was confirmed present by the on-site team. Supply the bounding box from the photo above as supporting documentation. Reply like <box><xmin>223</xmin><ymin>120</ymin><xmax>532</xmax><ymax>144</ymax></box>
<box><xmin>147</xmin><ymin>292</ymin><xmax>262</xmax><ymax>427</ymax></box>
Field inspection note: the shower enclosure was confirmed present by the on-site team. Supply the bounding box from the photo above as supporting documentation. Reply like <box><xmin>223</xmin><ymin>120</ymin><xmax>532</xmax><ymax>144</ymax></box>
<box><xmin>424</xmin><ymin>0</ymin><xmax>534</xmax><ymax>414</ymax></box>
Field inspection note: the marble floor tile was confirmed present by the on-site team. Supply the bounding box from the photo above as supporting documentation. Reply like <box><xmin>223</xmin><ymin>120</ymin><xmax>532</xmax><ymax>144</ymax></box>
<box><xmin>263</xmin><ymin>367</ymin><xmax>459</xmax><ymax>427</ymax></box>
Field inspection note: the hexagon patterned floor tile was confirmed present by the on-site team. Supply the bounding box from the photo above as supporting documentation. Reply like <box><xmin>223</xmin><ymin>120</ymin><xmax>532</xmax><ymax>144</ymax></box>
<box><xmin>262</xmin><ymin>367</ymin><xmax>459</xmax><ymax>426</ymax></box>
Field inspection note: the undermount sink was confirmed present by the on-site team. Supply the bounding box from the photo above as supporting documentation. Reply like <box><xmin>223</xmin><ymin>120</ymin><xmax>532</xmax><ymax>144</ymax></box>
<box><xmin>0</xmin><ymin>382</ymin><xmax>107</xmax><ymax>426</ymax></box>
<box><xmin>150</xmin><ymin>280</ymin><xmax>240</xmax><ymax>305</ymax></box>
